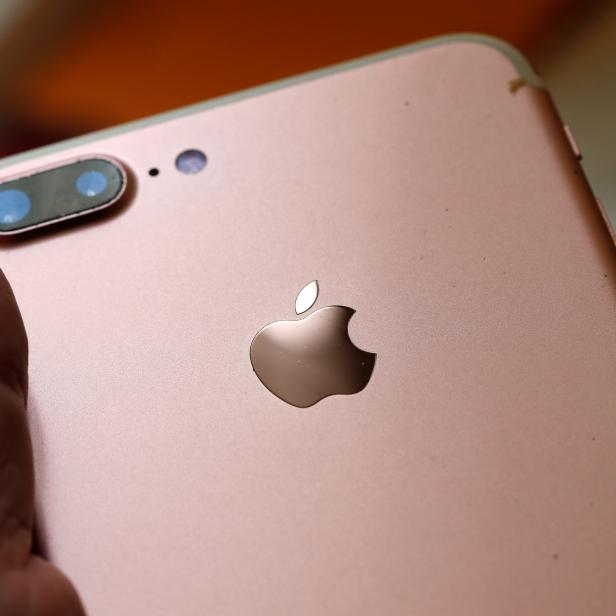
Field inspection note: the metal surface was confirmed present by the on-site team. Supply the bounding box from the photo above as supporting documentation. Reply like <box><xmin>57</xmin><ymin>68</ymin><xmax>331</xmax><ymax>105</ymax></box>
<box><xmin>250</xmin><ymin>305</ymin><xmax>376</xmax><ymax>408</ymax></box>
<box><xmin>0</xmin><ymin>39</ymin><xmax>615</xmax><ymax>616</ymax></box>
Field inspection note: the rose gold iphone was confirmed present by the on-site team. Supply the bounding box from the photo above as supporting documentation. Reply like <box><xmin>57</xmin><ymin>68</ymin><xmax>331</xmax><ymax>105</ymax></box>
<box><xmin>1</xmin><ymin>34</ymin><xmax>615</xmax><ymax>615</ymax></box>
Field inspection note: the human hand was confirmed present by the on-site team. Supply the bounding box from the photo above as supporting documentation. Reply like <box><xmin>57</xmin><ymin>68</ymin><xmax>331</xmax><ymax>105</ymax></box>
<box><xmin>0</xmin><ymin>270</ymin><xmax>85</xmax><ymax>615</ymax></box>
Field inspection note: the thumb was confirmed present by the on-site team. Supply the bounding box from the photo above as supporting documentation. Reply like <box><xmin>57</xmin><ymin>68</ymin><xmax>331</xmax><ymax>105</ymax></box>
<box><xmin>0</xmin><ymin>269</ymin><xmax>85</xmax><ymax>615</ymax></box>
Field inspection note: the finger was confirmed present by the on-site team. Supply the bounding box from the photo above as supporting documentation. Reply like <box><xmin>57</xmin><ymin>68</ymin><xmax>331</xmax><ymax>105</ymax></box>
<box><xmin>0</xmin><ymin>268</ymin><xmax>33</xmax><ymax>571</ymax></box>
<box><xmin>0</xmin><ymin>270</ymin><xmax>84</xmax><ymax>616</ymax></box>
<box><xmin>1</xmin><ymin>557</ymin><xmax>85</xmax><ymax>616</ymax></box>
<box><xmin>0</xmin><ymin>269</ymin><xmax>28</xmax><ymax>399</ymax></box>
<box><xmin>0</xmin><ymin>271</ymin><xmax>85</xmax><ymax>614</ymax></box>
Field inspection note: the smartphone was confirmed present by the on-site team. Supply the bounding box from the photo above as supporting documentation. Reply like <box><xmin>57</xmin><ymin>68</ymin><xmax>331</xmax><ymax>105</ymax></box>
<box><xmin>1</xmin><ymin>34</ymin><xmax>615</xmax><ymax>616</ymax></box>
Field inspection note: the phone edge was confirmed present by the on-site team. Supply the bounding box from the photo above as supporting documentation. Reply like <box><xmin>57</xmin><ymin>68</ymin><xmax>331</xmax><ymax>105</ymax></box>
<box><xmin>0</xmin><ymin>33</ymin><xmax>542</xmax><ymax>171</ymax></box>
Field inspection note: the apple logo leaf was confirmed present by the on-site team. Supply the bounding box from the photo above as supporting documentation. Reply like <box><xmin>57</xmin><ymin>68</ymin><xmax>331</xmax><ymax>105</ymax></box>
<box><xmin>295</xmin><ymin>280</ymin><xmax>319</xmax><ymax>315</ymax></box>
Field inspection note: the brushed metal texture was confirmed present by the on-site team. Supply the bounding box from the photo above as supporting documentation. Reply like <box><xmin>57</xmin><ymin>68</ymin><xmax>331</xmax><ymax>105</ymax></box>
<box><xmin>0</xmin><ymin>40</ymin><xmax>615</xmax><ymax>616</ymax></box>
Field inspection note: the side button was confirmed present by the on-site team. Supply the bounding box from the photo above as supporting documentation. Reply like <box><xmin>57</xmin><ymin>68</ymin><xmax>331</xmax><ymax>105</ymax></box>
<box><xmin>563</xmin><ymin>124</ymin><xmax>582</xmax><ymax>160</ymax></box>
<box><xmin>595</xmin><ymin>197</ymin><xmax>616</xmax><ymax>245</ymax></box>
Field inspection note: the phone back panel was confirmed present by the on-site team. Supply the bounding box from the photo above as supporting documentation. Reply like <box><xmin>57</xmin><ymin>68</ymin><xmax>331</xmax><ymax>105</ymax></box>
<box><xmin>1</xmin><ymin>39</ymin><xmax>616</xmax><ymax>615</ymax></box>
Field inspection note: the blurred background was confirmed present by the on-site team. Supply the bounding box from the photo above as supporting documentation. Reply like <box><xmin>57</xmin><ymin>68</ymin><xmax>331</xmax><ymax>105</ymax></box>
<box><xmin>0</xmin><ymin>0</ymin><xmax>614</xmax><ymax>220</ymax></box>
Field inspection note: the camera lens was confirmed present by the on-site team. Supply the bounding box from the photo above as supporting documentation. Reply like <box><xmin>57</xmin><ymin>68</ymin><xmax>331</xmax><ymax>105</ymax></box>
<box><xmin>76</xmin><ymin>170</ymin><xmax>109</xmax><ymax>197</ymax></box>
<box><xmin>0</xmin><ymin>189</ymin><xmax>31</xmax><ymax>224</ymax></box>
<box><xmin>175</xmin><ymin>149</ymin><xmax>207</xmax><ymax>174</ymax></box>
<box><xmin>0</xmin><ymin>157</ymin><xmax>126</xmax><ymax>235</ymax></box>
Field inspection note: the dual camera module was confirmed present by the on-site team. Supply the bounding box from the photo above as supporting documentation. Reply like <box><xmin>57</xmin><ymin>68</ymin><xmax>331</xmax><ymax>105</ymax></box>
<box><xmin>0</xmin><ymin>148</ymin><xmax>207</xmax><ymax>235</ymax></box>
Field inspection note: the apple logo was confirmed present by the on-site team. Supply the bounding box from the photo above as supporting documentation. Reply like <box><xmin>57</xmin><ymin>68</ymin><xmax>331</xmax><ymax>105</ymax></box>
<box><xmin>250</xmin><ymin>280</ymin><xmax>376</xmax><ymax>408</ymax></box>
